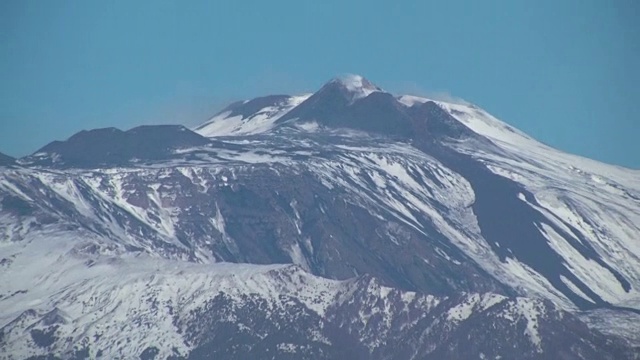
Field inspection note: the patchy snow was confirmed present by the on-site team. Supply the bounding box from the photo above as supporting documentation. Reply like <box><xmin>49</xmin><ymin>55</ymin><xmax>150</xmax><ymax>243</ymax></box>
<box><xmin>497</xmin><ymin>297</ymin><xmax>545</xmax><ymax>352</ymax></box>
<box><xmin>287</xmin><ymin>241</ymin><xmax>311</xmax><ymax>272</ymax></box>
<box><xmin>579</xmin><ymin>309</ymin><xmax>640</xmax><ymax>347</ymax></box>
<box><xmin>277</xmin><ymin>343</ymin><xmax>298</xmax><ymax>353</ymax></box>
<box><xmin>447</xmin><ymin>293</ymin><xmax>508</xmax><ymax>322</ymax></box>
<box><xmin>447</xmin><ymin>296</ymin><xmax>478</xmax><ymax>322</ymax></box>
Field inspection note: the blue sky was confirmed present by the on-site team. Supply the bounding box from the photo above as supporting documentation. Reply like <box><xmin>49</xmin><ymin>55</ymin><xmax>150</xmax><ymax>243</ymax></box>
<box><xmin>1</xmin><ymin>0</ymin><xmax>638</xmax><ymax>168</ymax></box>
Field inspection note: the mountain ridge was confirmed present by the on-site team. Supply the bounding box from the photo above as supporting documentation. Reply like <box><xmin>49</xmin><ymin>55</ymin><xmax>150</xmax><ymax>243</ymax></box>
<box><xmin>21</xmin><ymin>125</ymin><xmax>211</xmax><ymax>168</ymax></box>
<box><xmin>0</xmin><ymin>152</ymin><xmax>15</xmax><ymax>166</ymax></box>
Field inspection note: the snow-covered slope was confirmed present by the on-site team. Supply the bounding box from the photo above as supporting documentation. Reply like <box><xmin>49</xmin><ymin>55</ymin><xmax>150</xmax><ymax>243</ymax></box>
<box><xmin>194</xmin><ymin>94</ymin><xmax>311</xmax><ymax>137</ymax></box>
<box><xmin>2</xmin><ymin>132</ymin><xmax>639</xmax><ymax>323</ymax></box>
<box><xmin>402</xmin><ymin>95</ymin><xmax>640</xmax><ymax>310</ymax></box>
<box><xmin>1</xmin><ymin>75</ymin><xmax>640</xmax><ymax>358</ymax></box>
<box><xmin>0</xmin><ymin>228</ymin><xmax>329</xmax><ymax>359</ymax></box>
<box><xmin>1</xmin><ymin>228</ymin><xmax>634</xmax><ymax>359</ymax></box>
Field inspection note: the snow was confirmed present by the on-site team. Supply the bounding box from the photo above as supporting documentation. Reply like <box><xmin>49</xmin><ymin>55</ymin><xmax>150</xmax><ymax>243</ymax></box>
<box><xmin>560</xmin><ymin>275</ymin><xmax>596</xmax><ymax>304</ymax></box>
<box><xmin>447</xmin><ymin>296</ymin><xmax>478</xmax><ymax>322</ymax></box>
<box><xmin>0</xmin><ymin>228</ymin><xmax>347</xmax><ymax>358</ymax></box>
<box><xmin>537</xmin><ymin>223</ymin><xmax>632</xmax><ymax>304</ymax></box>
<box><xmin>419</xmin><ymin>95</ymin><xmax>640</xmax><ymax>310</ymax></box>
<box><xmin>0</xmin><ymin>177</ymin><xmax>33</xmax><ymax>201</ymax></box>
<box><xmin>510</xmin><ymin>298</ymin><xmax>544</xmax><ymax>352</ymax></box>
<box><xmin>287</xmin><ymin>241</ymin><xmax>311</xmax><ymax>271</ymax></box>
<box><xmin>277</xmin><ymin>343</ymin><xmax>298</xmax><ymax>353</ymax></box>
<box><xmin>147</xmin><ymin>184</ymin><xmax>178</xmax><ymax>238</ymax></box>
<box><xmin>331</xmin><ymin>74</ymin><xmax>382</xmax><ymax>102</ymax></box>
<box><xmin>579</xmin><ymin>309</ymin><xmax>640</xmax><ymax>346</ymax></box>
<box><xmin>211</xmin><ymin>203</ymin><xmax>226</xmax><ymax>236</ymax></box>
<box><xmin>500</xmin><ymin>258</ymin><xmax>575</xmax><ymax>309</ymax></box>
<box><xmin>223</xmin><ymin>151</ymin><xmax>289</xmax><ymax>164</ymax></box>
<box><xmin>194</xmin><ymin>94</ymin><xmax>311</xmax><ymax>137</ymax></box>
<box><xmin>304</xmin><ymin>144</ymin><xmax>479</xmax><ymax>249</ymax></box>
<box><xmin>446</xmin><ymin>293</ymin><xmax>508</xmax><ymax>322</ymax></box>
<box><xmin>195</xmin><ymin>111</ymin><xmax>242</xmax><ymax>135</ymax></box>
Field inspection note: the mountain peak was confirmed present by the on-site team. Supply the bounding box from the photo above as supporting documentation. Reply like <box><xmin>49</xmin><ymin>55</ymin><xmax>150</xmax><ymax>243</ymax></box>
<box><xmin>330</xmin><ymin>74</ymin><xmax>380</xmax><ymax>90</ymax></box>
<box><xmin>324</xmin><ymin>74</ymin><xmax>382</xmax><ymax>102</ymax></box>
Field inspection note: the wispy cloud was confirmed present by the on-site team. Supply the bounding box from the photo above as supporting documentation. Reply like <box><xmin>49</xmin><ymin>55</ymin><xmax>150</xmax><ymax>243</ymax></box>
<box><xmin>110</xmin><ymin>81</ymin><xmax>241</xmax><ymax>131</ymax></box>
<box><xmin>390</xmin><ymin>81</ymin><xmax>471</xmax><ymax>105</ymax></box>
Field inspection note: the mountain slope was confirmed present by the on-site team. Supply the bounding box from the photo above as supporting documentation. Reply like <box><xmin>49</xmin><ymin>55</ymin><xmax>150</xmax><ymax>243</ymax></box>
<box><xmin>0</xmin><ymin>152</ymin><xmax>15</xmax><ymax>166</ymax></box>
<box><xmin>0</xmin><ymin>230</ymin><xmax>635</xmax><ymax>359</ymax></box>
<box><xmin>194</xmin><ymin>94</ymin><xmax>311</xmax><ymax>137</ymax></box>
<box><xmin>1</xmin><ymin>75</ymin><xmax>639</xmax><ymax>358</ymax></box>
<box><xmin>22</xmin><ymin>125</ymin><xmax>211</xmax><ymax>168</ymax></box>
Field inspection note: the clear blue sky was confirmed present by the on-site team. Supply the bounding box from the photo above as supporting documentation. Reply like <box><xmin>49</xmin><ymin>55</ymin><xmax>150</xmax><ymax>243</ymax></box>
<box><xmin>1</xmin><ymin>0</ymin><xmax>638</xmax><ymax>168</ymax></box>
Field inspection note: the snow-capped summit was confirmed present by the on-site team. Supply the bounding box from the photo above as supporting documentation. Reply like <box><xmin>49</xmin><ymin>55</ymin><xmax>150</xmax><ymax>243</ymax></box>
<box><xmin>195</xmin><ymin>75</ymin><xmax>476</xmax><ymax>140</ymax></box>
<box><xmin>193</xmin><ymin>75</ymin><xmax>383</xmax><ymax>137</ymax></box>
<box><xmin>325</xmin><ymin>74</ymin><xmax>383</xmax><ymax>102</ymax></box>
